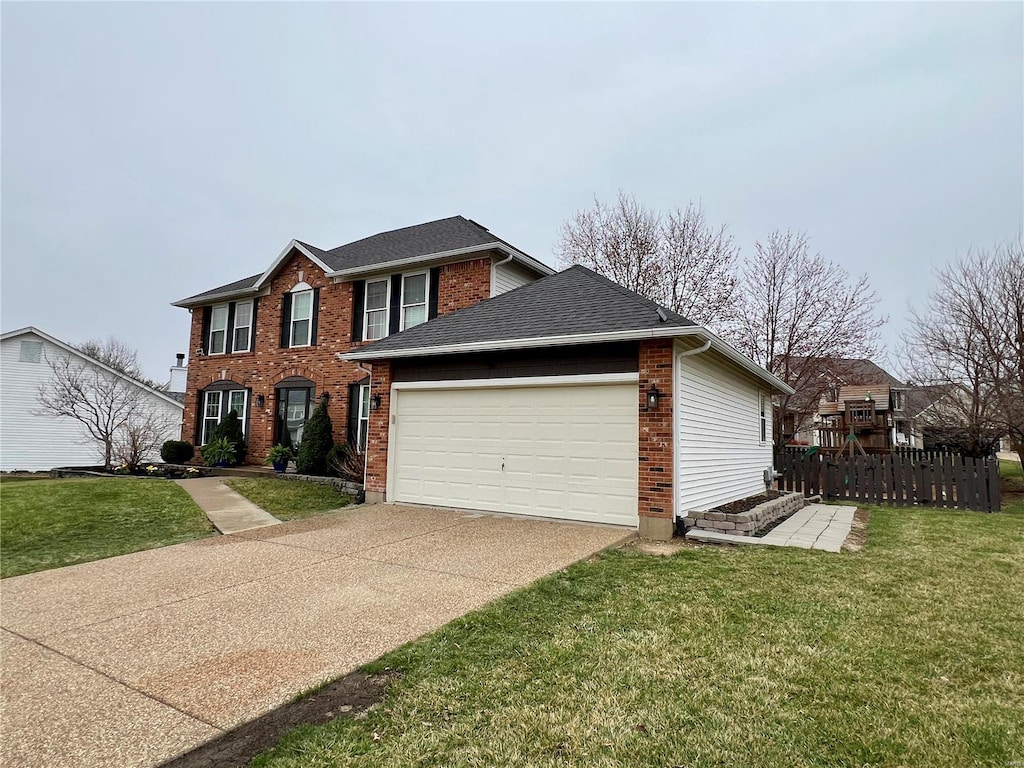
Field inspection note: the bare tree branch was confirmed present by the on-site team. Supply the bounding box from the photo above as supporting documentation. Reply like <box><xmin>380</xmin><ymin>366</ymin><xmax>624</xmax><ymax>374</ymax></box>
<box><xmin>724</xmin><ymin>229</ymin><xmax>887</xmax><ymax>449</ymax></box>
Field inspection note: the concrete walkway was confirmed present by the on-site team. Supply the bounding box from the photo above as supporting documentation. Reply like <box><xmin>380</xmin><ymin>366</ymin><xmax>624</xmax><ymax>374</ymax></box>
<box><xmin>175</xmin><ymin>477</ymin><xmax>280</xmax><ymax>534</ymax></box>
<box><xmin>685</xmin><ymin>503</ymin><xmax>854</xmax><ymax>552</ymax></box>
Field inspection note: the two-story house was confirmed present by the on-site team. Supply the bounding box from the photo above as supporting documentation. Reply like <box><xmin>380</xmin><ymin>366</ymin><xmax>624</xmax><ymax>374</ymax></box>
<box><xmin>172</xmin><ymin>217</ymin><xmax>552</xmax><ymax>462</ymax></box>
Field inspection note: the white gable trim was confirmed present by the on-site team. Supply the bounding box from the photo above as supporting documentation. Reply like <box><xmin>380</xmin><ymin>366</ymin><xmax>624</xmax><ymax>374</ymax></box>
<box><xmin>0</xmin><ymin>327</ymin><xmax>185</xmax><ymax>410</ymax></box>
<box><xmin>253</xmin><ymin>241</ymin><xmax>333</xmax><ymax>290</ymax></box>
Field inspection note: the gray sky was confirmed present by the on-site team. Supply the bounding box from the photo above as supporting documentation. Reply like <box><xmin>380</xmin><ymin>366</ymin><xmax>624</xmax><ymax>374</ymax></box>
<box><xmin>3</xmin><ymin>1</ymin><xmax>1022</xmax><ymax>384</ymax></box>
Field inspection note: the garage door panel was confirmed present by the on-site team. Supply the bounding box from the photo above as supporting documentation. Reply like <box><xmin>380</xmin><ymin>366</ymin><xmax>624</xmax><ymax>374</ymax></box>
<box><xmin>392</xmin><ymin>383</ymin><xmax>637</xmax><ymax>526</ymax></box>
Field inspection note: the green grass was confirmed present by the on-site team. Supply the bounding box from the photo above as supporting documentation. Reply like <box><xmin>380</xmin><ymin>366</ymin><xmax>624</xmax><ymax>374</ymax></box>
<box><xmin>255</xmin><ymin>503</ymin><xmax>1024</xmax><ymax>768</ymax></box>
<box><xmin>1001</xmin><ymin>459</ymin><xmax>1024</xmax><ymax>516</ymax></box>
<box><xmin>224</xmin><ymin>478</ymin><xmax>353</xmax><ymax>521</ymax></box>
<box><xmin>0</xmin><ymin>478</ymin><xmax>214</xmax><ymax>578</ymax></box>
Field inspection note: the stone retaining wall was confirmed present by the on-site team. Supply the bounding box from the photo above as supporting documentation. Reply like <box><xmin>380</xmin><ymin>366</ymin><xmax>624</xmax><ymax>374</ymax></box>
<box><xmin>682</xmin><ymin>491</ymin><xmax>805</xmax><ymax>536</ymax></box>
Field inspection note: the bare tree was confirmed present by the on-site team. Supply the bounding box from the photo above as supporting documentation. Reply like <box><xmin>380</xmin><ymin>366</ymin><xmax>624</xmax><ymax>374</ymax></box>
<box><xmin>902</xmin><ymin>239</ymin><xmax>1023</xmax><ymax>467</ymax></box>
<box><xmin>113</xmin><ymin>408</ymin><xmax>180</xmax><ymax>470</ymax></box>
<box><xmin>76</xmin><ymin>337</ymin><xmax>164</xmax><ymax>390</ymax></box>
<box><xmin>556</xmin><ymin>193</ymin><xmax>739</xmax><ymax>328</ymax></box>
<box><xmin>726</xmin><ymin>230</ymin><xmax>886</xmax><ymax>449</ymax></box>
<box><xmin>36</xmin><ymin>349</ymin><xmax>175</xmax><ymax>468</ymax></box>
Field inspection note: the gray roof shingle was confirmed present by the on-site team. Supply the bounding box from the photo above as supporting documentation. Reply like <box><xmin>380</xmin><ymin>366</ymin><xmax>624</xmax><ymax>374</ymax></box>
<box><xmin>350</xmin><ymin>265</ymin><xmax>695</xmax><ymax>357</ymax></box>
<box><xmin>174</xmin><ymin>217</ymin><xmax>530</xmax><ymax>306</ymax></box>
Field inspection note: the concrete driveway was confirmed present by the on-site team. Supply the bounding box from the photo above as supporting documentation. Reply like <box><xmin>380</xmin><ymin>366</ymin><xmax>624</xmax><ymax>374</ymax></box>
<box><xmin>1</xmin><ymin>504</ymin><xmax>631</xmax><ymax>767</ymax></box>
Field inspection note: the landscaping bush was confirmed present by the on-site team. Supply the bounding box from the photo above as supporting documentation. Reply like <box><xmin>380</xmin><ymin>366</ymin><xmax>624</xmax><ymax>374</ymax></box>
<box><xmin>296</xmin><ymin>397</ymin><xmax>334</xmax><ymax>475</ymax></box>
<box><xmin>212</xmin><ymin>410</ymin><xmax>247</xmax><ymax>463</ymax></box>
<box><xmin>160</xmin><ymin>440</ymin><xmax>195</xmax><ymax>464</ymax></box>
<box><xmin>201</xmin><ymin>438</ymin><xmax>237</xmax><ymax>467</ymax></box>
<box><xmin>328</xmin><ymin>443</ymin><xmax>365</xmax><ymax>482</ymax></box>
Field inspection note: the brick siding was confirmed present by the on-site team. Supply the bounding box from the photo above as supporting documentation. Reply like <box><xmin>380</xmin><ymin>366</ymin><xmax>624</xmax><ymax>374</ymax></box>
<box><xmin>181</xmin><ymin>250</ymin><xmax>495</xmax><ymax>463</ymax></box>
<box><xmin>638</xmin><ymin>338</ymin><xmax>674</xmax><ymax>521</ymax></box>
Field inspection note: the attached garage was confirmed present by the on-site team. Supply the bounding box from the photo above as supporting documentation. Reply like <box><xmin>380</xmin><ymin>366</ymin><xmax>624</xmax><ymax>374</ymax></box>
<box><xmin>345</xmin><ymin>265</ymin><xmax>794</xmax><ymax>540</ymax></box>
<box><xmin>389</xmin><ymin>376</ymin><xmax>639</xmax><ymax>526</ymax></box>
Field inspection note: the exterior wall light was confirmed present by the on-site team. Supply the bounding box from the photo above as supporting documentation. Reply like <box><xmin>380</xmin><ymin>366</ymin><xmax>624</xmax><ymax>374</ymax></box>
<box><xmin>255</xmin><ymin>394</ymin><xmax>265</xmax><ymax>408</ymax></box>
<box><xmin>370</xmin><ymin>393</ymin><xmax>383</xmax><ymax>411</ymax></box>
<box><xmin>646</xmin><ymin>383</ymin><xmax>661</xmax><ymax>411</ymax></box>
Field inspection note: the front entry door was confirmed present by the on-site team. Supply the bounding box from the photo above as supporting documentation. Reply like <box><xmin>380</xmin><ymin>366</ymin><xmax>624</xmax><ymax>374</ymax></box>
<box><xmin>276</xmin><ymin>387</ymin><xmax>312</xmax><ymax>449</ymax></box>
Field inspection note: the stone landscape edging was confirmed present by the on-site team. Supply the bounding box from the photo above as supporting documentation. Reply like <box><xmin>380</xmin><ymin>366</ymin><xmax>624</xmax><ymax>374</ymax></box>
<box><xmin>681</xmin><ymin>491</ymin><xmax>806</xmax><ymax>536</ymax></box>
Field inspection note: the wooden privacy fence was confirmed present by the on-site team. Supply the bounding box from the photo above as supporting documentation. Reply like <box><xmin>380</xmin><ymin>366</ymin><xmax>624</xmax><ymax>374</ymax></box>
<box><xmin>776</xmin><ymin>449</ymin><xmax>1001</xmax><ymax>512</ymax></box>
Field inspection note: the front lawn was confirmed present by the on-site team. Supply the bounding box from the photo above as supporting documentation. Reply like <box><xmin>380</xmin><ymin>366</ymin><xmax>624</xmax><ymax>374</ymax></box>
<box><xmin>256</xmin><ymin>503</ymin><xmax>1024</xmax><ymax>768</ymax></box>
<box><xmin>224</xmin><ymin>478</ymin><xmax>353</xmax><ymax>521</ymax></box>
<box><xmin>0</xmin><ymin>478</ymin><xmax>214</xmax><ymax>578</ymax></box>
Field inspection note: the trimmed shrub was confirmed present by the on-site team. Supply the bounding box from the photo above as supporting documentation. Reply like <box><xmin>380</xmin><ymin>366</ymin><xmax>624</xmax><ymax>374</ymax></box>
<box><xmin>296</xmin><ymin>397</ymin><xmax>334</xmax><ymax>476</ymax></box>
<box><xmin>160</xmin><ymin>440</ymin><xmax>195</xmax><ymax>464</ymax></box>
<box><xmin>212</xmin><ymin>410</ymin><xmax>247</xmax><ymax>463</ymax></box>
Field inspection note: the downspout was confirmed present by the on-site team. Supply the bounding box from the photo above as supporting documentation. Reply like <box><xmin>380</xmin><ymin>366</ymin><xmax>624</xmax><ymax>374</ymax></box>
<box><xmin>491</xmin><ymin>249</ymin><xmax>514</xmax><ymax>297</ymax></box>
<box><xmin>677</xmin><ymin>338</ymin><xmax>712</xmax><ymax>357</ymax></box>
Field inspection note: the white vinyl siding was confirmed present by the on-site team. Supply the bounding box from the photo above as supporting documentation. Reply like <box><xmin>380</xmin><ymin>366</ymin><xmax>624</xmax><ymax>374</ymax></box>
<box><xmin>676</xmin><ymin>347</ymin><xmax>773</xmax><ymax>515</ymax></box>
<box><xmin>492</xmin><ymin>261</ymin><xmax>537</xmax><ymax>296</ymax></box>
<box><xmin>0</xmin><ymin>332</ymin><xmax>182</xmax><ymax>472</ymax></box>
<box><xmin>390</xmin><ymin>379</ymin><xmax>637</xmax><ymax>526</ymax></box>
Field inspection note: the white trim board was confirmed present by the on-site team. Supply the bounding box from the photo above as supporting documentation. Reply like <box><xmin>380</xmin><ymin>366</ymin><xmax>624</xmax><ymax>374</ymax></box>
<box><xmin>391</xmin><ymin>373</ymin><xmax>640</xmax><ymax>392</ymax></box>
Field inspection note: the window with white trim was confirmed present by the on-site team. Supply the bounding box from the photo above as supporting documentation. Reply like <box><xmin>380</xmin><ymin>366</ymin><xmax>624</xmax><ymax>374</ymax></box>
<box><xmin>209</xmin><ymin>305</ymin><xmax>228</xmax><ymax>355</ymax></box>
<box><xmin>759</xmin><ymin>393</ymin><xmax>768</xmax><ymax>443</ymax></box>
<box><xmin>364</xmin><ymin>279</ymin><xmax>389</xmax><ymax>341</ymax></box>
<box><xmin>357</xmin><ymin>383</ymin><xmax>371</xmax><ymax>452</ymax></box>
<box><xmin>401</xmin><ymin>272</ymin><xmax>428</xmax><ymax>331</ymax></box>
<box><xmin>290</xmin><ymin>290</ymin><xmax>312</xmax><ymax>347</ymax></box>
<box><xmin>232</xmin><ymin>300</ymin><xmax>253</xmax><ymax>352</ymax></box>
<box><xmin>202</xmin><ymin>389</ymin><xmax>248</xmax><ymax>445</ymax></box>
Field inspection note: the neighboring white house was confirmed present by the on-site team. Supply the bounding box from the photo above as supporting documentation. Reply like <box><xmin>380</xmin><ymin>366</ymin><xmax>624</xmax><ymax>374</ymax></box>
<box><xmin>0</xmin><ymin>327</ymin><xmax>184</xmax><ymax>472</ymax></box>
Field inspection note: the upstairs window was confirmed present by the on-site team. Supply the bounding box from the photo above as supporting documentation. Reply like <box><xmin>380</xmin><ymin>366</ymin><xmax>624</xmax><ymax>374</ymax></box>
<box><xmin>209</xmin><ymin>305</ymin><xmax>228</xmax><ymax>354</ymax></box>
<box><xmin>290</xmin><ymin>290</ymin><xmax>312</xmax><ymax>347</ymax></box>
<box><xmin>232</xmin><ymin>300</ymin><xmax>253</xmax><ymax>353</ymax></box>
<box><xmin>364</xmin><ymin>279</ymin><xmax>389</xmax><ymax>341</ymax></box>
<box><xmin>401</xmin><ymin>272</ymin><xmax>428</xmax><ymax>331</ymax></box>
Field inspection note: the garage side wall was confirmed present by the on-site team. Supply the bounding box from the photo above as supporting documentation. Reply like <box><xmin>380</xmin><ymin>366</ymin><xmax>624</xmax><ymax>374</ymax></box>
<box><xmin>638</xmin><ymin>339</ymin><xmax>674</xmax><ymax>540</ymax></box>
<box><xmin>365</xmin><ymin>361</ymin><xmax>392</xmax><ymax>499</ymax></box>
<box><xmin>676</xmin><ymin>347</ymin><xmax>773</xmax><ymax>514</ymax></box>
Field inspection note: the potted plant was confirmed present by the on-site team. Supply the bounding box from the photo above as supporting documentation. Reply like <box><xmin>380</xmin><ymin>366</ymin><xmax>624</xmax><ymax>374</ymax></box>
<box><xmin>265</xmin><ymin>444</ymin><xmax>293</xmax><ymax>473</ymax></box>
<box><xmin>201</xmin><ymin>438</ymin><xmax>237</xmax><ymax>468</ymax></box>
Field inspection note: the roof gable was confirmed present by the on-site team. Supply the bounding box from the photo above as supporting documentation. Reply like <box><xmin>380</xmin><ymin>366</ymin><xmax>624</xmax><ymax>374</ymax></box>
<box><xmin>0</xmin><ymin>327</ymin><xmax>185</xmax><ymax>410</ymax></box>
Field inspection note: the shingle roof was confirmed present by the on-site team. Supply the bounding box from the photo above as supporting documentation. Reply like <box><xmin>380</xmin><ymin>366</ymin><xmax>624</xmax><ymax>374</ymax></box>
<box><xmin>350</xmin><ymin>265</ymin><xmax>696</xmax><ymax>356</ymax></box>
<box><xmin>175</xmin><ymin>273</ymin><xmax>262</xmax><ymax>305</ymax></box>
<box><xmin>317</xmin><ymin>217</ymin><xmax>501</xmax><ymax>272</ymax></box>
<box><xmin>174</xmin><ymin>217</ymin><xmax>542</xmax><ymax>307</ymax></box>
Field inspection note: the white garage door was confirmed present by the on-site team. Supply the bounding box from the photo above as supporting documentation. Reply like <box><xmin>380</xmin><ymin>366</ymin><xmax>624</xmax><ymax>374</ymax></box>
<box><xmin>390</xmin><ymin>379</ymin><xmax>638</xmax><ymax>526</ymax></box>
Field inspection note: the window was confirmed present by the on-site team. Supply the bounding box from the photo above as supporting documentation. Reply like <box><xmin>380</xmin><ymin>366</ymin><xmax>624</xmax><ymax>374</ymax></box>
<box><xmin>18</xmin><ymin>340</ymin><xmax>42</xmax><ymax>363</ymax></box>
<box><xmin>290</xmin><ymin>290</ymin><xmax>312</xmax><ymax>347</ymax></box>
<box><xmin>233</xmin><ymin>300</ymin><xmax>253</xmax><ymax>352</ymax></box>
<box><xmin>202</xmin><ymin>389</ymin><xmax>247</xmax><ymax>444</ymax></box>
<box><xmin>364</xmin><ymin>279</ymin><xmax>389</xmax><ymax>341</ymax></box>
<box><xmin>759</xmin><ymin>393</ymin><xmax>768</xmax><ymax>443</ymax></box>
<box><xmin>209</xmin><ymin>305</ymin><xmax>228</xmax><ymax>354</ymax></box>
<box><xmin>401</xmin><ymin>272</ymin><xmax>428</xmax><ymax>331</ymax></box>
<box><xmin>356</xmin><ymin>383</ymin><xmax>371</xmax><ymax>452</ymax></box>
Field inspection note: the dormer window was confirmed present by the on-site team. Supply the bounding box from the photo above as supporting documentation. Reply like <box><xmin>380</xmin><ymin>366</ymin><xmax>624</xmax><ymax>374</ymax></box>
<box><xmin>401</xmin><ymin>272</ymin><xmax>428</xmax><ymax>331</ymax></box>
<box><xmin>364</xmin><ymin>279</ymin><xmax>389</xmax><ymax>341</ymax></box>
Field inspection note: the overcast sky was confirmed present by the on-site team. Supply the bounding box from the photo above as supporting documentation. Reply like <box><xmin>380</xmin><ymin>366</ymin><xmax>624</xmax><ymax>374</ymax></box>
<box><xmin>2</xmin><ymin>2</ymin><xmax>1021</xmax><ymax>384</ymax></box>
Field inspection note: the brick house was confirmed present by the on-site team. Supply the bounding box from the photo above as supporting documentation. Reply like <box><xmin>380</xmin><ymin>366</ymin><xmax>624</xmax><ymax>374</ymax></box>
<box><xmin>175</xmin><ymin>217</ymin><xmax>792</xmax><ymax>541</ymax></box>
<box><xmin>172</xmin><ymin>217</ymin><xmax>552</xmax><ymax>463</ymax></box>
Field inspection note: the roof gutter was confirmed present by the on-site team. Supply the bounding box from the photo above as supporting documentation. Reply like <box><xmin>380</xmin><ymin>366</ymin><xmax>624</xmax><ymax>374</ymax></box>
<box><xmin>342</xmin><ymin>326</ymin><xmax>794</xmax><ymax>395</ymax></box>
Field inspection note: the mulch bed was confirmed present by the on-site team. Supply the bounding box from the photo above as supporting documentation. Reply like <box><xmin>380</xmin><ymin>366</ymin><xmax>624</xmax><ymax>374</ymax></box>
<box><xmin>160</xmin><ymin>670</ymin><xmax>395</xmax><ymax>768</ymax></box>
<box><xmin>708</xmin><ymin>490</ymin><xmax>782</xmax><ymax>516</ymax></box>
